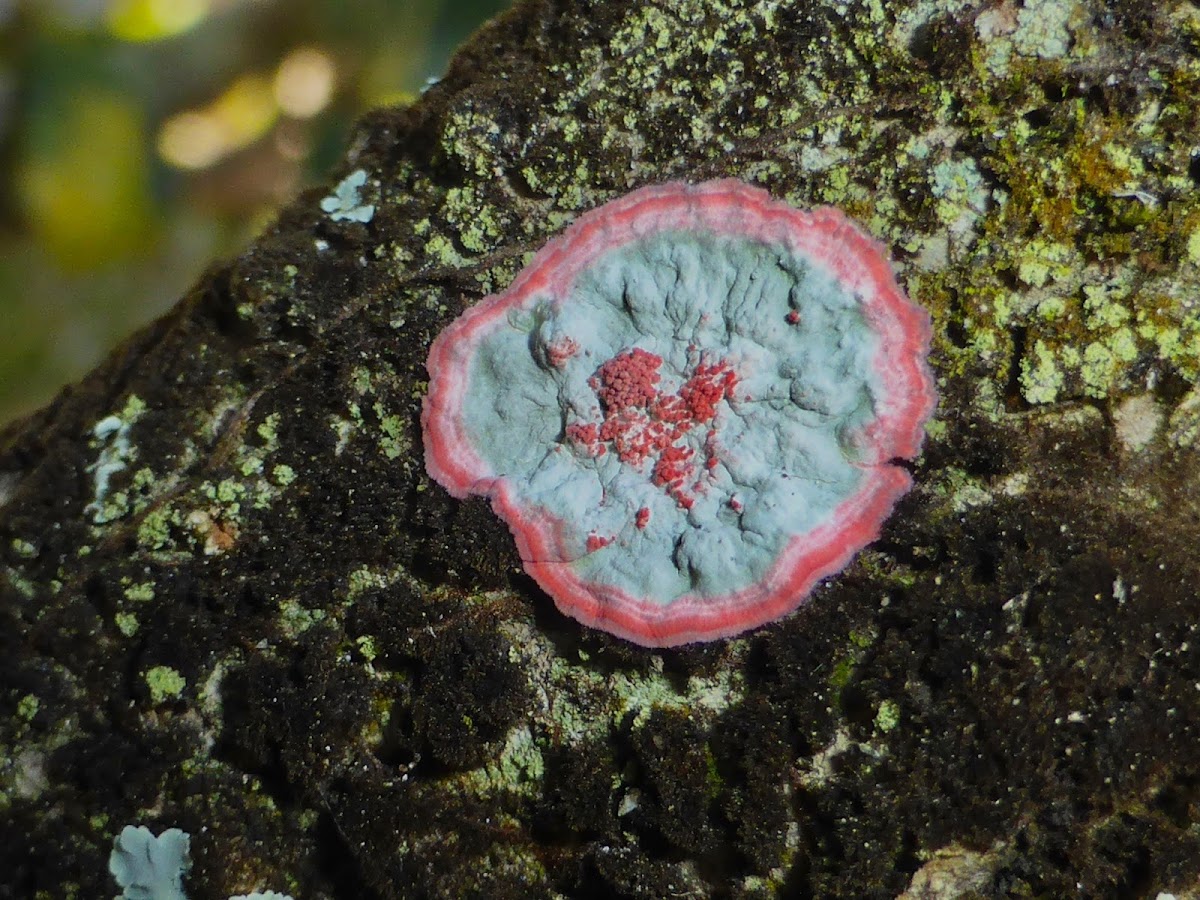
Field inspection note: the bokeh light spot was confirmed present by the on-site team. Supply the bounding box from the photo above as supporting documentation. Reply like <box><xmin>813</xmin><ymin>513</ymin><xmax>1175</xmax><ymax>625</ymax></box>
<box><xmin>157</xmin><ymin>74</ymin><xmax>278</xmax><ymax>170</ymax></box>
<box><xmin>273</xmin><ymin>47</ymin><xmax>337</xmax><ymax>119</ymax></box>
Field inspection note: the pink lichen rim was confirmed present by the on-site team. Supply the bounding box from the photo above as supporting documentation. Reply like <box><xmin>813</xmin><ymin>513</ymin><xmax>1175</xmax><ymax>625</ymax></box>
<box><xmin>422</xmin><ymin>179</ymin><xmax>936</xmax><ymax>647</ymax></box>
<box><xmin>490</xmin><ymin>467</ymin><xmax>912</xmax><ymax>646</ymax></box>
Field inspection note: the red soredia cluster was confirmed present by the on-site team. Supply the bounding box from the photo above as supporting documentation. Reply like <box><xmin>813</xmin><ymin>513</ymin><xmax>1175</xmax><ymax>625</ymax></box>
<box><xmin>679</xmin><ymin>361</ymin><xmax>738</xmax><ymax>423</ymax></box>
<box><xmin>594</xmin><ymin>347</ymin><xmax>661</xmax><ymax>411</ymax></box>
<box><xmin>566</xmin><ymin>347</ymin><xmax>739</xmax><ymax>509</ymax></box>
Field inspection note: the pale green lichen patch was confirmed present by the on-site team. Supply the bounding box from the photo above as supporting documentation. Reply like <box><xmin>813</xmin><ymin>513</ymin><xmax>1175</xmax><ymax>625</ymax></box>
<box><xmin>975</xmin><ymin>0</ymin><xmax>1081</xmax><ymax>76</ymax></box>
<box><xmin>1167</xmin><ymin>388</ymin><xmax>1200</xmax><ymax>448</ymax></box>
<box><xmin>1015</xmin><ymin>240</ymin><xmax>1078</xmax><ymax>290</ymax></box>
<box><xmin>611</xmin><ymin>663</ymin><xmax>746</xmax><ymax>730</ymax></box>
<box><xmin>1080</xmin><ymin>330</ymin><xmax>1137</xmax><ymax>396</ymax></box>
<box><xmin>929</xmin><ymin>155</ymin><xmax>990</xmax><ymax>236</ymax></box>
<box><xmin>456</xmin><ymin>725</ymin><xmax>545</xmax><ymax>799</ymax></box>
<box><xmin>144</xmin><ymin>665</ymin><xmax>186</xmax><ymax>704</ymax></box>
<box><xmin>123</xmin><ymin>581</ymin><xmax>155</xmax><ymax>603</ymax></box>
<box><xmin>933</xmin><ymin>467</ymin><xmax>996</xmax><ymax>514</ymax></box>
<box><xmin>94</xmin><ymin>401</ymin><xmax>292</xmax><ymax>561</ymax></box>
<box><xmin>333</xmin><ymin>365</ymin><xmax>416</xmax><ymax>464</ymax></box>
<box><xmin>439</xmin><ymin>185</ymin><xmax>507</xmax><ymax>255</ymax></box>
<box><xmin>4</xmin><ymin>567</ymin><xmax>35</xmax><ymax>599</ymax></box>
<box><xmin>505</xmin><ymin>0</ymin><xmax>847</xmax><ymax>216</ymax></box>
<box><xmin>271</xmin><ymin>464</ymin><xmax>297</xmax><ymax>487</ymax></box>
<box><xmin>134</xmin><ymin>478</ymin><xmax>256</xmax><ymax>560</ymax></box>
<box><xmin>375</xmin><ymin>410</ymin><xmax>409</xmax><ymax>461</ymax></box>
<box><xmin>1020</xmin><ymin>340</ymin><xmax>1067</xmax><ymax>406</ymax></box>
<box><xmin>278</xmin><ymin>598</ymin><xmax>328</xmax><ymax>639</ymax></box>
<box><xmin>114</xmin><ymin>612</ymin><xmax>139</xmax><ymax>637</ymax></box>
<box><xmin>1187</xmin><ymin>227</ymin><xmax>1200</xmax><ymax>264</ymax></box>
<box><xmin>10</xmin><ymin>538</ymin><xmax>36</xmax><ymax>559</ymax></box>
<box><xmin>355</xmin><ymin>635</ymin><xmax>378</xmax><ymax>663</ymax></box>
<box><xmin>920</xmin><ymin>66</ymin><xmax>1200</xmax><ymax>411</ymax></box>
<box><xmin>347</xmin><ymin>566</ymin><xmax>391</xmax><ymax>599</ymax></box>
<box><xmin>422</xmin><ymin>233</ymin><xmax>469</xmax><ymax>269</ymax></box>
<box><xmin>439</xmin><ymin>106</ymin><xmax>504</xmax><ymax>178</ymax></box>
<box><xmin>237</xmin><ymin>413</ymin><xmax>282</xmax><ymax>479</ymax></box>
<box><xmin>498</xmin><ymin>619</ymin><xmax>745</xmax><ymax>748</ymax></box>
<box><xmin>126</xmin><ymin>408</ymin><xmax>297</xmax><ymax>559</ymax></box>
<box><xmin>351</xmin><ymin>367</ymin><xmax>373</xmax><ymax>396</ymax></box>
<box><xmin>136</xmin><ymin>504</ymin><xmax>184</xmax><ymax>554</ymax></box>
<box><xmin>17</xmin><ymin>694</ymin><xmax>39</xmax><ymax>722</ymax></box>
<box><xmin>875</xmin><ymin>699</ymin><xmax>901</xmax><ymax>733</ymax></box>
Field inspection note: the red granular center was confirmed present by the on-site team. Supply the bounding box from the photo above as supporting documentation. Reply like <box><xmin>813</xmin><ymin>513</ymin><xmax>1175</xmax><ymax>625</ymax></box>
<box><xmin>565</xmin><ymin>347</ymin><xmax>738</xmax><ymax>511</ymax></box>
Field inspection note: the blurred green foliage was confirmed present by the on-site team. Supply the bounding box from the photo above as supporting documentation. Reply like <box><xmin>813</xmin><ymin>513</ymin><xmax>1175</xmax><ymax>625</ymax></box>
<box><xmin>0</xmin><ymin>0</ymin><xmax>510</xmax><ymax>425</ymax></box>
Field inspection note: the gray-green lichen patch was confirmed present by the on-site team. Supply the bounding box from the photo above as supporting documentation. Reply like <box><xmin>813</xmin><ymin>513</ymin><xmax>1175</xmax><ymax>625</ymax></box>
<box><xmin>899</xmin><ymin>842</ymin><xmax>1002</xmax><ymax>897</ymax></box>
<box><xmin>456</xmin><ymin>724</ymin><xmax>545</xmax><ymax>799</ymax></box>
<box><xmin>277</xmin><ymin>598</ymin><xmax>328</xmax><ymax>639</ymax></box>
<box><xmin>500</xmin><ymin>618</ymin><xmax>746</xmax><ymax>748</ymax></box>
<box><xmin>1113</xmin><ymin>393</ymin><xmax>1164</xmax><ymax>454</ymax></box>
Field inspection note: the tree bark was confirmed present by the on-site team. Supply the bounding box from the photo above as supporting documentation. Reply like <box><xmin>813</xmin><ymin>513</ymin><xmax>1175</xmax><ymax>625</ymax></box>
<box><xmin>3</xmin><ymin>0</ymin><xmax>1200</xmax><ymax>897</ymax></box>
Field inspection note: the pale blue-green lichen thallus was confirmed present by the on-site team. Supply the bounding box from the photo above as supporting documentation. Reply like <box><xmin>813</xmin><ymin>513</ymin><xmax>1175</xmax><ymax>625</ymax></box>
<box><xmin>462</xmin><ymin>230</ymin><xmax>885</xmax><ymax>604</ymax></box>
<box><xmin>320</xmin><ymin>169</ymin><xmax>375</xmax><ymax>223</ymax></box>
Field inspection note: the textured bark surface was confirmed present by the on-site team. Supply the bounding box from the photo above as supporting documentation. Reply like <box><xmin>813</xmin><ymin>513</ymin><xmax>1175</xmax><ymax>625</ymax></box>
<box><xmin>3</xmin><ymin>0</ymin><xmax>1200</xmax><ymax>897</ymax></box>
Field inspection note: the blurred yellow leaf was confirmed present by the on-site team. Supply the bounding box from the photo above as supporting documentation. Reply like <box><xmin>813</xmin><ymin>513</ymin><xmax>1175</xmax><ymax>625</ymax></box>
<box><xmin>106</xmin><ymin>0</ymin><xmax>210</xmax><ymax>42</ymax></box>
<box><xmin>16</xmin><ymin>88</ymin><xmax>154</xmax><ymax>269</ymax></box>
